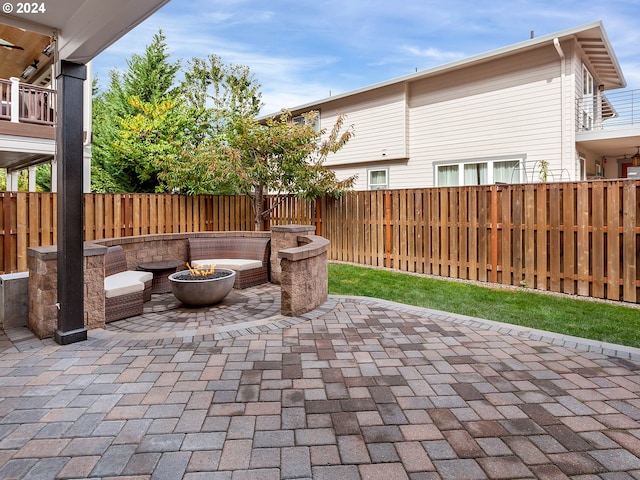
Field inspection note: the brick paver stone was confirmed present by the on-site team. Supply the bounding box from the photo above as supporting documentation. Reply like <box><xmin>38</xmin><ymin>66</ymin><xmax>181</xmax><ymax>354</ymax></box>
<box><xmin>359</xmin><ymin>462</ymin><xmax>410</xmax><ymax>480</ymax></box>
<box><xmin>476</xmin><ymin>455</ymin><xmax>534</xmax><ymax>479</ymax></box>
<box><xmin>3</xmin><ymin>289</ymin><xmax>640</xmax><ymax>479</ymax></box>
<box><xmin>281</xmin><ymin>446</ymin><xmax>312</xmax><ymax>478</ymax></box>
<box><xmin>337</xmin><ymin>435</ymin><xmax>371</xmax><ymax>464</ymax></box>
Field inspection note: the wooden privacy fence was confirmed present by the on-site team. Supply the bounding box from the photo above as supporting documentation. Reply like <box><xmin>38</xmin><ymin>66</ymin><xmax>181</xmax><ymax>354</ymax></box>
<box><xmin>3</xmin><ymin>180</ymin><xmax>640</xmax><ymax>303</ymax></box>
<box><xmin>308</xmin><ymin>180</ymin><xmax>640</xmax><ymax>304</ymax></box>
<box><xmin>2</xmin><ymin>193</ymin><xmax>254</xmax><ymax>272</ymax></box>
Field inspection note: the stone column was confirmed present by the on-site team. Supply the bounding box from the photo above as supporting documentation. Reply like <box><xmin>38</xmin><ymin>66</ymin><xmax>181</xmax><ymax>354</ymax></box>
<box><xmin>269</xmin><ymin>225</ymin><xmax>315</xmax><ymax>284</ymax></box>
<box><xmin>28</xmin><ymin>243</ymin><xmax>107</xmax><ymax>339</ymax></box>
<box><xmin>278</xmin><ymin>235</ymin><xmax>329</xmax><ymax>316</ymax></box>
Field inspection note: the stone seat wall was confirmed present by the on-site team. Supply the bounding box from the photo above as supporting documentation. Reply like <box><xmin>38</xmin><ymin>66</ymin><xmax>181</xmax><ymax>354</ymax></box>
<box><xmin>26</xmin><ymin>227</ymin><xmax>328</xmax><ymax>339</ymax></box>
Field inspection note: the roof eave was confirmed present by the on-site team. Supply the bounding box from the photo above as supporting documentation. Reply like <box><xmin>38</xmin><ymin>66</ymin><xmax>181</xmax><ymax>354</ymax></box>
<box><xmin>262</xmin><ymin>20</ymin><xmax>626</xmax><ymax>118</ymax></box>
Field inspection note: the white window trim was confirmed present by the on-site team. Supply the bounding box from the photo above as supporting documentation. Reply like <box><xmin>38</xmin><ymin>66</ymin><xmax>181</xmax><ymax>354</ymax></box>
<box><xmin>367</xmin><ymin>167</ymin><xmax>389</xmax><ymax>190</ymax></box>
<box><xmin>292</xmin><ymin>110</ymin><xmax>321</xmax><ymax>133</ymax></box>
<box><xmin>581</xmin><ymin>65</ymin><xmax>595</xmax><ymax>131</ymax></box>
<box><xmin>434</xmin><ymin>156</ymin><xmax>525</xmax><ymax>187</ymax></box>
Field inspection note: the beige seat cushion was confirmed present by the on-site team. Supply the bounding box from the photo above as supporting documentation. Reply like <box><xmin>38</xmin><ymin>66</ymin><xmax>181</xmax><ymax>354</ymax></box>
<box><xmin>191</xmin><ymin>259</ymin><xmax>262</xmax><ymax>272</ymax></box>
<box><xmin>104</xmin><ymin>272</ymin><xmax>146</xmax><ymax>298</ymax></box>
<box><xmin>131</xmin><ymin>271</ymin><xmax>153</xmax><ymax>283</ymax></box>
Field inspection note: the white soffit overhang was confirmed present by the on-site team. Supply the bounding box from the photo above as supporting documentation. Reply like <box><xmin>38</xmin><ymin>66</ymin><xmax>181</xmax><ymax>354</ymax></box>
<box><xmin>0</xmin><ymin>0</ymin><xmax>170</xmax><ymax>63</ymax></box>
<box><xmin>575</xmin><ymin>24</ymin><xmax>626</xmax><ymax>90</ymax></box>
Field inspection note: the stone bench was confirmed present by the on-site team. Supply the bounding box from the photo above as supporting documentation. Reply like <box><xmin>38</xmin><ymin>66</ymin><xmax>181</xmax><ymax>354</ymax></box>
<box><xmin>27</xmin><ymin>229</ymin><xmax>327</xmax><ymax>339</ymax></box>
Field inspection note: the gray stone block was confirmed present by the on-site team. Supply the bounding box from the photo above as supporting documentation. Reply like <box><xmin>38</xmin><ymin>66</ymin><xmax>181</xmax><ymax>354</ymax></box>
<box><xmin>0</xmin><ymin>271</ymin><xmax>29</xmax><ymax>328</ymax></box>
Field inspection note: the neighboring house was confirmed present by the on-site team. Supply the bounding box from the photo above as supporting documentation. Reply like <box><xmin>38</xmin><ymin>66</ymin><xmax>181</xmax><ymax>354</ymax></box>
<box><xmin>275</xmin><ymin>21</ymin><xmax>640</xmax><ymax>190</ymax></box>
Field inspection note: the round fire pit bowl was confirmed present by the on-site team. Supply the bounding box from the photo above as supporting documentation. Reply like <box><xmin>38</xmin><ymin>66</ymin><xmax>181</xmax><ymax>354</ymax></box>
<box><xmin>168</xmin><ymin>267</ymin><xmax>236</xmax><ymax>307</ymax></box>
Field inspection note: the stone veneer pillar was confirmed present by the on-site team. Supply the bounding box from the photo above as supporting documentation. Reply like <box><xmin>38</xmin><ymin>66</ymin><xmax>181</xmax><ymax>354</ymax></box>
<box><xmin>270</xmin><ymin>225</ymin><xmax>316</xmax><ymax>284</ymax></box>
<box><xmin>27</xmin><ymin>244</ymin><xmax>107</xmax><ymax>339</ymax></box>
<box><xmin>278</xmin><ymin>234</ymin><xmax>329</xmax><ymax>317</ymax></box>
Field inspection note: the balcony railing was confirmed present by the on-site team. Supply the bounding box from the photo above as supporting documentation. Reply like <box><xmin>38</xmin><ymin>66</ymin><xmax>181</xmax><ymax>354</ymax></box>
<box><xmin>577</xmin><ymin>88</ymin><xmax>640</xmax><ymax>132</ymax></box>
<box><xmin>0</xmin><ymin>78</ymin><xmax>57</xmax><ymax>126</ymax></box>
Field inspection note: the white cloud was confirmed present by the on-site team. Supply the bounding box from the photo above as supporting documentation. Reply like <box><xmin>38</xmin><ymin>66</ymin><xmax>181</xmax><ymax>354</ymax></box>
<box><xmin>402</xmin><ymin>46</ymin><xmax>466</xmax><ymax>62</ymax></box>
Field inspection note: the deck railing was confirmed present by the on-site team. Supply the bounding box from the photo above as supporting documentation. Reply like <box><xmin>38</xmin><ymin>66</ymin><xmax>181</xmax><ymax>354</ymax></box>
<box><xmin>0</xmin><ymin>77</ymin><xmax>56</xmax><ymax>126</ymax></box>
<box><xmin>577</xmin><ymin>88</ymin><xmax>640</xmax><ymax>132</ymax></box>
<box><xmin>0</xmin><ymin>79</ymin><xmax>11</xmax><ymax>121</ymax></box>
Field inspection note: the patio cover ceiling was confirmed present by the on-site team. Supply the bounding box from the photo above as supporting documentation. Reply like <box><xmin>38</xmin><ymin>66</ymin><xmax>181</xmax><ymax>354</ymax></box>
<box><xmin>0</xmin><ymin>0</ymin><xmax>170</xmax><ymax>171</ymax></box>
<box><xmin>0</xmin><ymin>0</ymin><xmax>170</xmax><ymax>64</ymax></box>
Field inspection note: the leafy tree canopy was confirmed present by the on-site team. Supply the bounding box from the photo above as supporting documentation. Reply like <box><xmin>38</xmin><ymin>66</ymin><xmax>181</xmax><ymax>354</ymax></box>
<box><xmin>92</xmin><ymin>29</ymin><xmax>356</xmax><ymax>229</ymax></box>
<box><xmin>92</xmin><ymin>30</ymin><xmax>183</xmax><ymax>192</ymax></box>
<box><xmin>163</xmin><ymin>110</ymin><xmax>355</xmax><ymax>230</ymax></box>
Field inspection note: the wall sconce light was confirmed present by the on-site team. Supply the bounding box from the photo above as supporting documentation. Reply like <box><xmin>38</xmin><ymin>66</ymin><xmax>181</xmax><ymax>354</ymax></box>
<box><xmin>632</xmin><ymin>146</ymin><xmax>640</xmax><ymax>167</ymax></box>
<box><xmin>598</xmin><ymin>84</ymin><xmax>605</xmax><ymax>92</ymax></box>
<box><xmin>20</xmin><ymin>60</ymin><xmax>39</xmax><ymax>79</ymax></box>
<box><xmin>42</xmin><ymin>43</ymin><xmax>54</xmax><ymax>57</ymax></box>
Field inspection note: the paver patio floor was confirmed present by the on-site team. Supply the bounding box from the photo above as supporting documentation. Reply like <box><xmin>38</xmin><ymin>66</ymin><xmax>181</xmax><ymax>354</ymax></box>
<box><xmin>2</xmin><ymin>283</ymin><xmax>640</xmax><ymax>479</ymax></box>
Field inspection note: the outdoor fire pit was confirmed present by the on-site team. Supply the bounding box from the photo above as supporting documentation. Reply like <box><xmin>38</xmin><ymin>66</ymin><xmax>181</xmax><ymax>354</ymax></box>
<box><xmin>168</xmin><ymin>264</ymin><xmax>236</xmax><ymax>307</ymax></box>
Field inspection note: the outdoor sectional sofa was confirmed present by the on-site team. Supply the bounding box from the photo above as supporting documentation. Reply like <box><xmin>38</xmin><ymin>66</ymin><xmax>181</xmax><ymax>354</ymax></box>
<box><xmin>104</xmin><ymin>246</ymin><xmax>153</xmax><ymax>322</ymax></box>
<box><xmin>188</xmin><ymin>236</ymin><xmax>271</xmax><ymax>289</ymax></box>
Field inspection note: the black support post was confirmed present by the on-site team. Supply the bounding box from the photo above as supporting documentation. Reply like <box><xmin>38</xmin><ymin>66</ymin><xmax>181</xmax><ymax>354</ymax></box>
<box><xmin>54</xmin><ymin>60</ymin><xmax>87</xmax><ymax>345</ymax></box>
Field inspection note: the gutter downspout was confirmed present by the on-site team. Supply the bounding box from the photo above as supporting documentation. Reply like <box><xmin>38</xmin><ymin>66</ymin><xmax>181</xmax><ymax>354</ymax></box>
<box><xmin>553</xmin><ymin>38</ymin><xmax>566</xmax><ymax>179</ymax></box>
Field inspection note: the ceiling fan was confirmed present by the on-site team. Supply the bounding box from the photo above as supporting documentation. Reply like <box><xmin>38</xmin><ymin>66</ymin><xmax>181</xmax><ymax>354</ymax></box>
<box><xmin>0</xmin><ymin>39</ymin><xmax>24</xmax><ymax>50</ymax></box>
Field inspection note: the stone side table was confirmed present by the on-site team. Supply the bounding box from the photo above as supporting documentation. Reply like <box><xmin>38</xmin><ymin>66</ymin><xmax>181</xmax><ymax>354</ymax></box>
<box><xmin>138</xmin><ymin>260</ymin><xmax>184</xmax><ymax>294</ymax></box>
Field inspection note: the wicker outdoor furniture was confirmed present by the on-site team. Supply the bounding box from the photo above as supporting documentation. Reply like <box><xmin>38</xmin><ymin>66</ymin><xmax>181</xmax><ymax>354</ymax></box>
<box><xmin>188</xmin><ymin>236</ymin><xmax>271</xmax><ymax>289</ymax></box>
<box><xmin>104</xmin><ymin>246</ymin><xmax>153</xmax><ymax>323</ymax></box>
<box><xmin>137</xmin><ymin>259</ymin><xmax>183</xmax><ymax>294</ymax></box>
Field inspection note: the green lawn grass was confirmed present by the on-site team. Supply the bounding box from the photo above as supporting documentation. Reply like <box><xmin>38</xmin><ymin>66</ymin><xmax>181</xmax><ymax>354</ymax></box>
<box><xmin>328</xmin><ymin>263</ymin><xmax>640</xmax><ymax>348</ymax></box>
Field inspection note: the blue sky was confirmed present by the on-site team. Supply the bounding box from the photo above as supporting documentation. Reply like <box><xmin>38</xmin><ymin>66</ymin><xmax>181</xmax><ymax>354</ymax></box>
<box><xmin>92</xmin><ymin>0</ymin><xmax>640</xmax><ymax>115</ymax></box>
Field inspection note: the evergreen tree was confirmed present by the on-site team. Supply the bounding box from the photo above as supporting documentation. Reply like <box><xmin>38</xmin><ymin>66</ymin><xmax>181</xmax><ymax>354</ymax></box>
<box><xmin>91</xmin><ymin>30</ymin><xmax>355</xmax><ymax>207</ymax></box>
<box><xmin>91</xmin><ymin>30</ymin><xmax>182</xmax><ymax>192</ymax></box>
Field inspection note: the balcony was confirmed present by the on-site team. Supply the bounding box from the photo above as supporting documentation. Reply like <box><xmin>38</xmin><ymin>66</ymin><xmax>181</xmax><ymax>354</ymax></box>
<box><xmin>0</xmin><ymin>77</ymin><xmax>56</xmax><ymax>173</ymax></box>
<box><xmin>576</xmin><ymin>88</ymin><xmax>640</xmax><ymax>132</ymax></box>
<box><xmin>575</xmin><ymin>88</ymin><xmax>640</xmax><ymax>168</ymax></box>
<box><xmin>0</xmin><ymin>77</ymin><xmax>57</xmax><ymax>128</ymax></box>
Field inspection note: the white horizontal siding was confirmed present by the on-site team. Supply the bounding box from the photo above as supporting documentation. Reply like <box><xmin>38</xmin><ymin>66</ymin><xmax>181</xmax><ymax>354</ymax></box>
<box><xmin>404</xmin><ymin>45</ymin><xmax>565</xmax><ymax>188</ymax></box>
<box><xmin>317</xmin><ymin>42</ymin><xmax>585</xmax><ymax>190</ymax></box>
<box><xmin>320</xmin><ymin>84</ymin><xmax>407</xmax><ymax>167</ymax></box>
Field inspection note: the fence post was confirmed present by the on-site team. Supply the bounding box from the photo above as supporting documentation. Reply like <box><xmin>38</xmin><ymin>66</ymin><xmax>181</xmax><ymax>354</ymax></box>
<box><xmin>490</xmin><ymin>185</ymin><xmax>499</xmax><ymax>284</ymax></box>
<box><xmin>384</xmin><ymin>191</ymin><xmax>392</xmax><ymax>267</ymax></box>
<box><xmin>2</xmin><ymin>193</ymin><xmax>11</xmax><ymax>273</ymax></box>
<box><xmin>315</xmin><ymin>199</ymin><xmax>322</xmax><ymax>236</ymax></box>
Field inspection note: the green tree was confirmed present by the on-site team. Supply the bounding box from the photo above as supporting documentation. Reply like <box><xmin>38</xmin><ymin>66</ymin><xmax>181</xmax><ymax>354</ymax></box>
<box><xmin>91</xmin><ymin>30</ymin><xmax>182</xmax><ymax>192</ymax></box>
<box><xmin>181</xmin><ymin>54</ymin><xmax>262</xmax><ymax>144</ymax></box>
<box><xmin>114</xmin><ymin>96</ymin><xmax>192</xmax><ymax>192</ymax></box>
<box><xmin>172</xmin><ymin>111</ymin><xmax>355</xmax><ymax>230</ymax></box>
<box><xmin>35</xmin><ymin>163</ymin><xmax>51</xmax><ymax>191</ymax></box>
<box><xmin>91</xmin><ymin>31</ymin><xmax>355</xmax><ymax>208</ymax></box>
<box><xmin>154</xmin><ymin>54</ymin><xmax>264</xmax><ymax>195</ymax></box>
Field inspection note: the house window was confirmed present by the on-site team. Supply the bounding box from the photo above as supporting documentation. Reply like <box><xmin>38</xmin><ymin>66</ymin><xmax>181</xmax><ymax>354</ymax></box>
<box><xmin>493</xmin><ymin>160</ymin><xmax>521</xmax><ymax>183</ymax></box>
<box><xmin>292</xmin><ymin>111</ymin><xmax>320</xmax><ymax>133</ymax></box>
<box><xmin>368</xmin><ymin>168</ymin><xmax>389</xmax><ymax>190</ymax></box>
<box><xmin>436</xmin><ymin>158</ymin><xmax>523</xmax><ymax>186</ymax></box>
<box><xmin>438</xmin><ymin>165</ymin><xmax>459</xmax><ymax>186</ymax></box>
<box><xmin>581</xmin><ymin>65</ymin><xmax>595</xmax><ymax>130</ymax></box>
